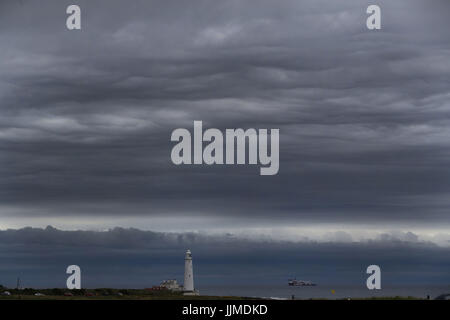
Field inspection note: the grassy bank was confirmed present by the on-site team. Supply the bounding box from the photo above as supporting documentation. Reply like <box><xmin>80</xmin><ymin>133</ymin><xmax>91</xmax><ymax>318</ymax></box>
<box><xmin>0</xmin><ymin>288</ymin><xmax>426</xmax><ymax>300</ymax></box>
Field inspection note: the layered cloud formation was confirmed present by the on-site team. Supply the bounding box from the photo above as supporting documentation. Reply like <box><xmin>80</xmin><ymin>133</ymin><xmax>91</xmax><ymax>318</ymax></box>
<box><xmin>0</xmin><ymin>0</ymin><xmax>449</xmax><ymax>233</ymax></box>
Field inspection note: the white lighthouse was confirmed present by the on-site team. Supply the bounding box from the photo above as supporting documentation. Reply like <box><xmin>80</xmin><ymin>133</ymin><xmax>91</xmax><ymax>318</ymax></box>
<box><xmin>183</xmin><ymin>249</ymin><xmax>195</xmax><ymax>293</ymax></box>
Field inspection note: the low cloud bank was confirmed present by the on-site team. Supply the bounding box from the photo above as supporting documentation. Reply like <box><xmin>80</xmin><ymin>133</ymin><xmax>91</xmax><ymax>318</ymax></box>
<box><xmin>0</xmin><ymin>226</ymin><xmax>448</xmax><ymax>288</ymax></box>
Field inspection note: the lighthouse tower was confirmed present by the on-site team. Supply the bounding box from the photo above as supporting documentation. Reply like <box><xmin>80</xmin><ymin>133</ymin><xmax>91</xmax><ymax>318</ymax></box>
<box><xmin>183</xmin><ymin>249</ymin><xmax>194</xmax><ymax>292</ymax></box>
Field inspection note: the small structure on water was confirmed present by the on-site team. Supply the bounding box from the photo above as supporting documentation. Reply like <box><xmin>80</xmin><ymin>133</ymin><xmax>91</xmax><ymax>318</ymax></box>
<box><xmin>288</xmin><ymin>278</ymin><xmax>317</xmax><ymax>286</ymax></box>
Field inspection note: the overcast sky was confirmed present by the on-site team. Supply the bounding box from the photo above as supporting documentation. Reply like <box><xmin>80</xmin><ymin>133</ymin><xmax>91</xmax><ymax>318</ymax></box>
<box><xmin>0</xmin><ymin>0</ymin><xmax>450</xmax><ymax>248</ymax></box>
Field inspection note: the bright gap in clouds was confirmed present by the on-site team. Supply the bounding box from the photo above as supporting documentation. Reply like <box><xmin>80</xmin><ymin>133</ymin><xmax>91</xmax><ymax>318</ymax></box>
<box><xmin>1</xmin><ymin>215</ymin><xmax>449</xmax><ymax>247</ymax></box>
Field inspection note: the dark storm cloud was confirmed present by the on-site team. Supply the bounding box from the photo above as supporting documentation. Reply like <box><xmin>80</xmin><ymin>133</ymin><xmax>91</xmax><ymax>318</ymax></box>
<box><xmin>0</xmin><ymin>227</ymin><xmax>448</xmax><ymax>288</ymax></box>
<box><xmin>0</xmin><ymin>0</ymin><xmax>450</xmax><ymax>225</ymax></box>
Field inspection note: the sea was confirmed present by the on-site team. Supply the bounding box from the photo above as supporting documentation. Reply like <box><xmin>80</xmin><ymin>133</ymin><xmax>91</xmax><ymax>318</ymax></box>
<box><xmin>199</xmin><ymin>284</ymin><xmax>450</xmax><ymax>300</ymax></box>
